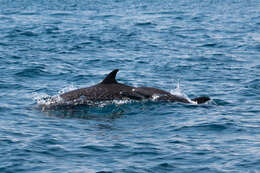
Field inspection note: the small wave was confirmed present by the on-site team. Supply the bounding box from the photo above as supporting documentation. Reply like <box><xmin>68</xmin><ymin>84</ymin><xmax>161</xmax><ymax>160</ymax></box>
<box><xmin>246</xmin><ymin>79</ymin><xmax>260</xmax><ymax>90</ymax></box>
<box><xmin>20</xmin><ymin>12</ymin><xmax>39</xmax><ymax>16</ymax></box>
<box><xmin>0</xmin><ymin>15</ymin><xmax>13</xmax><ymax>20</ymax></box>
<box><xmin>200</xmin><ymin>43</ymin><xmax>218</xmax><ymax>48</ymax></box>
<box><xmin>80</xmin><ymin>145</ymin><xmax>108</xmax><ymax>152</ymax></box>
<box><xmin>15</xmin><ymin>67</ymin><xmax>48</xmax><ymax>78</ymax></box>
<box><xmin>213</xmin><ymin>99</ymin><xmax>231</xmax><ymax>106</ymax></box>
<box><xmin>249</xmin><ymin>33</ymin><xmax>260</xmax><ymax>42</ymax></box>
<box><xmin>0</xmin><ymin>42</ymin><xmax>8</xmax><ymax>46</ymax></box>
<box><xmin>49</xmin><ymin>11</ymin><xmax>74</xmax><ymax>17</ymax></box>
<box><xmin>8</xmin><ymin>29</ymin><xmax>38</xmax><ymax>37</ymax></box>
<box><xmin>152</xmin><ymin>162</ymin><xmax>175</xmax><ymax>171</ymax></box>
<box><xmin>0</xmin><ymin>105</ymin><xmax>12</xmax><ymax>112</ymax></box>
<box><xmin>135</xmin><ymin>21</ymin><xmax>154</xmax><ymax>26</ymax></box>
<box><xmin>175</xmin><ymin>121</ymin><xmax>238</xmax><ymax>133</ymax></box>
<box><xmin>45</xmin><ymin>26</ymin><xmax>60</xmax><ymax>34</ymax></box>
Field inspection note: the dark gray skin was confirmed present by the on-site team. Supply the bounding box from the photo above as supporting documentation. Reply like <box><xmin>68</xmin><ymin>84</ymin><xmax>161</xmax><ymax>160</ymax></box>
<box><xmin>60</xmin><ymin>69</ymin><xmax>210</xmax><ymax>104</ymax></box>
<box><xmin>60</xmin><ymin>69</ymin><xmax>135</xmax><ymax>102</ymax></box>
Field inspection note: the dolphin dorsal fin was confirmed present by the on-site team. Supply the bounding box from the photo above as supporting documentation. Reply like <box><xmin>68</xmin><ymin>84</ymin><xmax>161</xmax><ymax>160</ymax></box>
<box><xmin>101</xmin><ymin>69</ymin><xmax>119</xmax><ymax>84</ymax></box>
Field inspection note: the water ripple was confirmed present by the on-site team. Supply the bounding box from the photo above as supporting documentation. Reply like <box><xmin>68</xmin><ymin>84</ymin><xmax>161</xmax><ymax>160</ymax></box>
<box><xmin>0</xmin><ymin>0</ymin><xmax>259</xmax><ymax>172</ymax></box>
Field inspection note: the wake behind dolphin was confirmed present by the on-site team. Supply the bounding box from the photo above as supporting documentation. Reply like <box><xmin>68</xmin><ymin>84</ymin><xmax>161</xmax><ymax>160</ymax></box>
<box><xmin>38</xmin><ymin>69</ymin><xmax>210</xmax><ymax>109</ymax></box>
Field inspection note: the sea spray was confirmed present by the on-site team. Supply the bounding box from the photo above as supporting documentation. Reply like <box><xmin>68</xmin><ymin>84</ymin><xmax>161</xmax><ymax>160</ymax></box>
<box><xmin>170</xmin><ymin>81</ymin><xmax>197</xmax><ymax>104</ymax></box>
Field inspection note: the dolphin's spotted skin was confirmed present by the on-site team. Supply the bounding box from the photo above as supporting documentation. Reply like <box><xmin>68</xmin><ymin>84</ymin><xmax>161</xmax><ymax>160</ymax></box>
<box><xmin>60</xmin><ymin>69</ymin><xmax>210</xmax><ymax>105</ymax></box>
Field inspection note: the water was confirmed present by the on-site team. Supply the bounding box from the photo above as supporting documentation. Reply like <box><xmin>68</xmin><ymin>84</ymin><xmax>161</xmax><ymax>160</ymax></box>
<box><xmin>0</xmin><ymin>0</ymin><xmax>260</xmax><ymax>172</ymax></box>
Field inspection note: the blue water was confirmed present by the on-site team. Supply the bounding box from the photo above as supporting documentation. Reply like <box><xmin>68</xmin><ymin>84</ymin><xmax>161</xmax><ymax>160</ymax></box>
<box><xmin>1</xmin><ymin>0</ymin><xmax>260</xmax><ymax>172</ymax></box>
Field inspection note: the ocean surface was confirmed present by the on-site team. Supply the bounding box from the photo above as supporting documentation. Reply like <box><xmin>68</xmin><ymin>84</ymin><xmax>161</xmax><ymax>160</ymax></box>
<box><xmin>0</xmin><ymin>0</ymin><xmax>260</xmax><ymax>172</ymax></box>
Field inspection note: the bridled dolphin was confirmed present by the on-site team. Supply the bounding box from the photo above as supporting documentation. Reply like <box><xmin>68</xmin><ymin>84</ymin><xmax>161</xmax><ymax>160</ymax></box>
<box><xmin>59</xmin><ymin>69</ymin><xmax>210</xmax><ymax>105</ymax></box>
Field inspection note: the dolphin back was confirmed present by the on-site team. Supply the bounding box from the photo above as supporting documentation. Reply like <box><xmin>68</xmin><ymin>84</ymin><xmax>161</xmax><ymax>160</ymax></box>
<box><xmin>58</xmin><ymin>69</ymin><xmax>210</xmax><ymax>105</ymax></box>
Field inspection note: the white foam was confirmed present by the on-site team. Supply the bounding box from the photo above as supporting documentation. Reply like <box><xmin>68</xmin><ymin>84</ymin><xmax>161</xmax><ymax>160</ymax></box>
<box><xmin>170</xmin><ymin>81</ymin><xmax>183</xmax><ymax>97</ymax></box>
<box><xmin>96</xmin><ymin>99</ymin><xmax>133</xmax><ymax>108</ymax></box>
<box><xmin>249</xmin><ymin>33</ymin><xmax>260</xmax><ymax>42</ymax></box>
<box><xmin>34</xmin><ymin>85</ymin><xmax>81</xmax><ymax>110</ymax></box>
<box><xmin>33</xmin><ymin>92</ymin><xmax>51</xmax><ymax>104</ymax></box>
<box><xmin>170</xmin><ymin>81</ymin><xmax>197</xmax><ymax>104</ymax></box>
<box><xmin>58</xmin><ymin>84</ymin><xmax>78</xmax><ymax>94</ymax></box>
<box><xmin>152</xmin><ymin>94</ymin><xmax>160</xmax><ymax>101</ymax></box>
<box><xmin>112</xmin><ymin>99</ymin><xmax>132</xmax><ymax>105</ymax></box>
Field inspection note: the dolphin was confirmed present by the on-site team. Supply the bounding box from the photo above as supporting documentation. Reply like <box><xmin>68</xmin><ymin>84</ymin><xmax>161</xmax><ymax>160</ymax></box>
<box><xmin>59</xmin><ymin>69</ymin><xmax>210</xmax><ymax>105</ymax></box>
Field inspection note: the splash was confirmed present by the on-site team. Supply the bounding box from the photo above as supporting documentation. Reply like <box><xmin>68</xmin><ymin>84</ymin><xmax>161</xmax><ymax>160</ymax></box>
<box><xmin>33</xmin><ymin>92</ymin><xmax>50</xmax><ymax>104</ymax></box>
<box><xmin>112</xmin><ymin>99</ymin><xmax>133</xmax><ymax>105</ymax></box>
<box><xmin>32</xmin><ymin>93</ymin><xmax>60</xmax><ymax>105</ymax></box>
<box><xmin>33</xmin><ymin>85</ymin><xmax>83</xmax><ymax>110</ymax></box>
<box><xmin>34</xmin><ymin>90</ymin><xmax>134</xmax><ymax>111</ymax></box>
<box><xmin>33</xmin><ymin>93</ymin><xmax>64</xmax><ymax>110</ymax></box>
<box><xmin>151</xmin><ymin>94</ymin><xmax>160</xmax><ymax>101</ymax></box>
<box><xmin>170</xmin><ymin>81</ymin><xmax>183</xmax><ymax>97</ymax></box>
<box><xmin>58</xmin><ymin>84</ymin><xmax>78</xmax><ymax>94</ymax></box>
<box><xmin>170</xmin><ymin>81</ymin><xmax>197</xmax><ymax>104</ymax></box>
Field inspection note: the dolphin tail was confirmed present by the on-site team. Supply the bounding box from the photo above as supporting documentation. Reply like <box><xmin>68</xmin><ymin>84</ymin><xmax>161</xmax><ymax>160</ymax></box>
<box><xmin>191</xmin><ymin>96</ymin><xmax>210</xmax><ymax>104</ymax></box>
